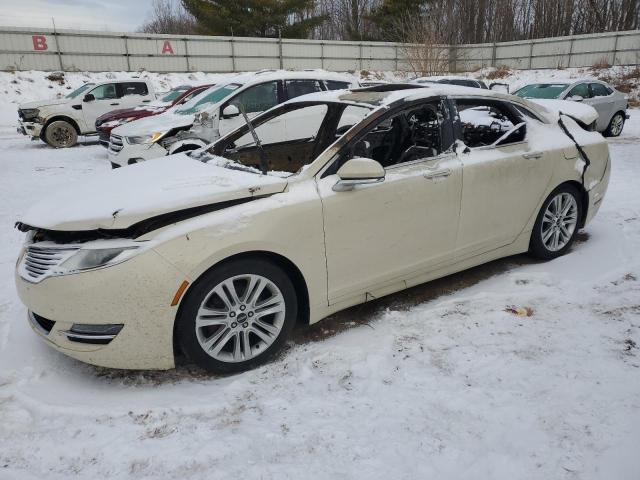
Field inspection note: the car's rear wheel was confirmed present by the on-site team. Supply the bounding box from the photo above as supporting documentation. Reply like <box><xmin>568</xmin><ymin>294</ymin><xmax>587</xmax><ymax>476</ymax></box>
<box><xmin>44</xmin><ymin>120</ymin><xmax>78</xmax><ymax>148</ymax></box>
<box><xmin>176</xmin><ymin>258</ymin><xmax>298</xmax><ymax>374</ymax></box>
<box><xmin>529</xmin><ymin>184</ymin><xmax>582</xmax><ymax>260</ymax></box>
<box><xmin>604</xmin><ymin>112</ymin><xmax>625</xmax><ymax>137</ymax></box>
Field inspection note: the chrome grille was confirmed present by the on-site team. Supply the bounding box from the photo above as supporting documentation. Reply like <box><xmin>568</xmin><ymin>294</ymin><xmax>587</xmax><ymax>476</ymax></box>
<box><xmin>20</xmin><ymin>246</ymin><xmax>78</xmax><ymax>282</ymax></box>
<box><xmin>109</xmin><ymin>134</ymin><xmax>124</xmax><ymax>152</ymax></box>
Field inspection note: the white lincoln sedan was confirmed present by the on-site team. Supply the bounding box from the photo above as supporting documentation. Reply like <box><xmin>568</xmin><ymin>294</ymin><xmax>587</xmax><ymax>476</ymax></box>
<box><xmin>15</xmin><ymin>84</ymin><xmax>610</xmax><ymax>373</ymax></box>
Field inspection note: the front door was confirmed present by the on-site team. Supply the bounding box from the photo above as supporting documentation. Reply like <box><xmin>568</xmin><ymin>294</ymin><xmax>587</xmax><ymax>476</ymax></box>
<box><xmin>82</xmin><ymin>83</ymin><xmax>122</xmax><ymax>131</ymax></box>
<box><xmin>317</xmin><ymin>100</ymin><xmax>462</xmax><ymax>305</ymax></box>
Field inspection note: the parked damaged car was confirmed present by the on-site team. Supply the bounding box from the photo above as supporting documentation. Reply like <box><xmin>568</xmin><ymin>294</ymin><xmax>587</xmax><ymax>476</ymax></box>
<box><xmin>15</xmin><ymin>84</ymin><xmax>609</xmax><ymax>373</ymax></box>
<box><xmin>514</xmin><ymin>79</ymin><xmax>629</xmax><ymax>136</ymax></box>
<box><xmin>17</xmin><ymin>79</ymin><xmax>156</xmax><ymax>148</ymax></box>
<box><xmin>95</xmin><ymin>84</ymin><xmax>214</xmax><ymax>147</ymax></box>
<box><xmin>107</xmin><ymin>70</ymin><xmax>358</xmax><ymax>168</ymax></box>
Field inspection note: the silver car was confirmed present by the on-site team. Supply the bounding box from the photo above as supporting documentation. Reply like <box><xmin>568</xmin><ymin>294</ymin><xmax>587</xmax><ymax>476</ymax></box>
<box><xmin>514</xmin><ymin>79</ymin><xmax>629</xmax><ymax>136</ymax></box>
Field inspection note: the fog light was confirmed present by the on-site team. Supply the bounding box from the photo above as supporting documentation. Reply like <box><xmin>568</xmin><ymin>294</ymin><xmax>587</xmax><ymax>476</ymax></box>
<box><xmin>63</xmin><ymin>324</ymin><xmax>123</xmax><ymax>344</ymax></box>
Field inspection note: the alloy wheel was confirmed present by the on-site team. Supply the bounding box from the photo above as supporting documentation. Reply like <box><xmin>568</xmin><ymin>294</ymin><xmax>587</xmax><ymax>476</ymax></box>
<box><xmin>610</xmin><ymin>114</ymin><xmax>624</xmax><ymax>136</ymax></box>
<box><xmin>195</xmin><ymin>274</ymin><xmax>286</xmax><ymax>363</ymax></box>
<box><xmin>541</xmin><ymin>192</ymin><xmax>578</xmax><ymax>252</ymax></box>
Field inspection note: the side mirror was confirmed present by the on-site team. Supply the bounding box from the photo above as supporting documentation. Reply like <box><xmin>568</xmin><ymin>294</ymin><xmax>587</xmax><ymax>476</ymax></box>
<box><xmin>83</xmin><ymin>93</ymin><xmax>95</xmax><ymax>102</ymax></box>
<box><xmin>489</xmin><ymin>82</ymin><xmax>509</xmax><ymax>93</ymax></box>
<box><xmin>222</xmin><ymin>104</ymin><xmax>240</xmax><ymax>119</ymax></box>
<box><xmin>569</xmin><ymin>95</ymin><xmax>584</xmax><ymax>102</ymax></box>
<box><xmin>333</xmin><ymin>157</ymin><xmax>385</xmax><ymax>192</ymax></box>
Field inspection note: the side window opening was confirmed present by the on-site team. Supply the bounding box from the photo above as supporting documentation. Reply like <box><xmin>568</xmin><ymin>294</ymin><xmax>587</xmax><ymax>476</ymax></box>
<box><xmin>89</xmin><ymin>83</ymin><xmax>119</xmax><ymax>100</ymax></box>
<box><xmin>568</xmin><ymin>83</ymin><xmax>590</xmax><ymax>98</ymax></box>
<box><xmin>286</xmin><ymin>80</ymin><xmax>323</xmax><ymax>100</ymax></box>
<box><xmin>455</xmin><ymin>99</ymin><xmax>524</xmax><ymax>148</ymax></box>
<box><xmin>325</xmin><ymin>80</ymin><xmax>351</xmax><ymax>91</ymax></box>
<box><xmin>590</xmin><ymin>83</ymin><xmax>611</xmax><ymax>97</ymax></box>
<box><xmin>342</xmin><ymin>100</ymin><xmax>446</xmax><ymax>169</ymax></box>
<box><xmin>229</xmin><ymin>81</ymin><xmax>279</xmax><ymax>114</ymax></box>
<box><xmin>121</xmin><ymin>82</ymin><xmax>148</xmax><ymax>96</ymax></box>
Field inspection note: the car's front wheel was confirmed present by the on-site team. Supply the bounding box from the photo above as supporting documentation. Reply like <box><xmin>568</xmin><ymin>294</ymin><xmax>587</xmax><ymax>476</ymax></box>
<box><xmin>529</xmin><ymin>184</ymin><xmax>583</xmax><ymax>260</ymax></box>
<box><xmin>604</xmin><ymin>112</ymin><xmax>625</xmax><ymax>137</ymax></box>
<box><xmin>44</xmin><ymin>120</ymin><xmax>78</xmax><ymax>148</ymax></box>
<box><xmin>176</xmin><ymin>258</ymin><xmax>298</xmax><ymax>374</ymax></box>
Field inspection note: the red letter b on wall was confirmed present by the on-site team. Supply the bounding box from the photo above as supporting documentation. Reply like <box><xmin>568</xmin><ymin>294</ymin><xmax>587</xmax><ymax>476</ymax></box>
<box><xmin>32</xmin><ymin>35</ymin><xmax>48</xmax><ymax>51</ymax></box>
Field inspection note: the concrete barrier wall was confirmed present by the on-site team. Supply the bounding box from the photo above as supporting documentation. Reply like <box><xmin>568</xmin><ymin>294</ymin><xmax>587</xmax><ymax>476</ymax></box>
<box><xmin>1</xmin><ymin>26</ymin><xmax>638</xmax><ymax>73</ymax></box>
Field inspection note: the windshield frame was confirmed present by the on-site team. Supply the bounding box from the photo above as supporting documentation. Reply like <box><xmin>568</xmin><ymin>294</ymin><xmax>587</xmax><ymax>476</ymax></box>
<box><xmin>203</xmin><ymin>99</ymin><xmax>374</xmax><ymax>178</ymax></box>
<box><xmin>514</xmin><ymin>83</ymin><xmax>569</xmax><ymax>99</ymax></box>
<box><xmin>174</xmin><ymin>83</ymin><xmax>242</xmax><ymax>115</ymax></box>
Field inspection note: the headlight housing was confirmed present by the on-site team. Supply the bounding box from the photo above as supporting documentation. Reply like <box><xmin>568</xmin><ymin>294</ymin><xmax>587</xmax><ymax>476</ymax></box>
<box><xmin>19</xmin><ymin>108</ymin><xmax>39</xmax><ymax>121</ymax></box>
<box><xmin>126</xmin><ymin>132</ymin><xmax>166</xmax><ymax>144</ymax></box>
<box><xmin>59</xmin><ymin>246</ymin><xmax>139</xmax><ymax>274</ymax></box>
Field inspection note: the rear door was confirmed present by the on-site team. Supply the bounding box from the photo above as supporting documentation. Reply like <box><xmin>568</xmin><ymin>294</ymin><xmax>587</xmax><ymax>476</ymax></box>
<box><xmin>588</xmin><ymin>83</ymin><xmax>615</xmax><ymax>130</ymax></box>
<box><xmin>453</xmin><ymin>97</ymin><xmax>554</xmax><ymax>258</ymax></box>
<box><xmin>283</xmin><ymin>79</ymin><xmax>326</xmax><ymax>141</ymax></box>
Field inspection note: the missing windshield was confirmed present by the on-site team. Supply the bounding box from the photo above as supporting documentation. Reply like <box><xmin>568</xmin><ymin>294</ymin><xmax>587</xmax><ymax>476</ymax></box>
<box><xmin>204</xmin><ymin>101</ymin><xmax>371</xmax><ymax>176</ymax></box>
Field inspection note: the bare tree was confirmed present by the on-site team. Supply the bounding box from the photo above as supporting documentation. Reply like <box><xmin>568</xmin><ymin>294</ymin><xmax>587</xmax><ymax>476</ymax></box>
<box><xmin>139</xmin><ymin>0</ymin><xmax>197</xmax><ymax>35</ymax></box>
<box><xmin>390</xmin><ymin>12</ymin><xmax>450</xmax><ymax>76</ymax></box>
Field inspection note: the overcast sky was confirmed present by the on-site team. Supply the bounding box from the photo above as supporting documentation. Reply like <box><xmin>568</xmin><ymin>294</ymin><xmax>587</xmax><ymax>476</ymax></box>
<box><xmin>0</xmin><ymin>0</ymin><xmax>156</xmax><ymax>32</ymax></box>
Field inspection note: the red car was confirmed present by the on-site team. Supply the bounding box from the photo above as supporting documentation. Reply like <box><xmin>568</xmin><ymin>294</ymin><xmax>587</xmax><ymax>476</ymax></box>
<box><xmin>95</xmin><ymin>84</ymin><xmax>214</xmax><ymax>147</ymax></box>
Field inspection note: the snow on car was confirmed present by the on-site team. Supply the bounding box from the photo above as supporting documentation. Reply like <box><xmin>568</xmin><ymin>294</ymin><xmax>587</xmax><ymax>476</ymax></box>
<box><xmin>17</xmin><ymin>79</ymin><xmax>156</xmax><ymax>148</ymax></box>
<box><xmin>14</xmin><ymin>83</ymin><xmax>610</xmax><ymax>374</ymax></box>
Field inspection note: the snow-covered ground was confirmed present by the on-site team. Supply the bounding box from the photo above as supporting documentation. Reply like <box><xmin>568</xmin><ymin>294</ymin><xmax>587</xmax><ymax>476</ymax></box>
<box><xmin>1</xmin><ymin>84</ymin><xmax>639</xmax><ymax>479</ymax></box>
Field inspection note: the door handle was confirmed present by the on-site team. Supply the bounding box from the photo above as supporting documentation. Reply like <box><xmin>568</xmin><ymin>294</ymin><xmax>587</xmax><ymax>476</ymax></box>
<box><xmin>522</xmin><ymin>152</ymin><xmax>543</xmax><ymax>159</ymax></box>
<box><xmin>424</xmin><ymin>168</ymin><xmax>451</xmax><ymax>179</ymax></box>
<box><xmin>110</xmin><ymin>102</ymin><xmax>120</xmax><ymax>106</ymax></box>
<box><xmin>142</xmin><ymin>100</ymin><xmax>151</xmax><ymax>103</ymax></box>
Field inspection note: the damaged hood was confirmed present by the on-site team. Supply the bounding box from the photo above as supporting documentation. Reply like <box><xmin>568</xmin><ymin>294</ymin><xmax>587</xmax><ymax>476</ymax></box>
<box><xmin>112</xmin><ymin>111</ymin><xmax>194</xmax><ymax>137</ymax></box>
<box><xmin>20</xmin><ymin>154</ymin><xmax>287</xmax><ymax>232</ymax></box>
<box><xmin>529</xmin><ymin>99</ymin><xmax>599</xmax><ymax>126</ymax></box>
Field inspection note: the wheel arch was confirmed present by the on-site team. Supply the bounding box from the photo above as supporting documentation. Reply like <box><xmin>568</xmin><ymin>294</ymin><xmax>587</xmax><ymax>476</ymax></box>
<box><xmin>555</xmin><ymin>180</ymin><xmax>589</xmax><ymax>228</ymax></box>
<box><xmin>43</xmin><ymin>115</ymin><xmax>81</xmax><ymax>135</ymax></box>
<box><xmin>172</xmin><ymin>250</ymin><xmax>311</xmax><ymax>357</ymax></box>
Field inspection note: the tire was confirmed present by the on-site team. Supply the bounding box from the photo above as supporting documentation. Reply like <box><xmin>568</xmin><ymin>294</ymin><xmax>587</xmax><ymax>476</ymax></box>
<box><xmin>529</xmin><ymin>184</ymin><xmax>583</xmax><ymax>260</ymax></box>
<box><xmin>176</xmin><ymin>258</ymin><xmax>298</xmax><ymax>374</ymax></box>
<box><xmin>44</xmin><ymin>120</ymin><xmax>78</xmax><ymax>148</ymax></box>
<box><xmin>604</xmin><ymin>112</ymin><xmax>625</xmax><ymax>137</ymax></box>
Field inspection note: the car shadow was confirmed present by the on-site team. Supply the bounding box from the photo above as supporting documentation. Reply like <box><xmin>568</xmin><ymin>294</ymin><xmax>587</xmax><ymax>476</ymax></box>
<box><xmin>89</xmin><ymin>232</ymin><xmax>591</xmax><ymax>385</ymax></box>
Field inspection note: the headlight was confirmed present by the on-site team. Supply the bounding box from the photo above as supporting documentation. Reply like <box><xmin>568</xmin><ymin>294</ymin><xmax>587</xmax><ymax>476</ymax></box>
<box><xmin>59</xmin><ymin>246</ymin><xmax>139</xmax><ymax>273</ymax></box>
<box><xmin>126</xmin><ymin>132</ymin><xmax>166</xmax><ymax>144</ymax></box>
<box><xmin>19</xmin><ymin>108</ymin><xmax>39</xmax><ymax>121</ymax></box>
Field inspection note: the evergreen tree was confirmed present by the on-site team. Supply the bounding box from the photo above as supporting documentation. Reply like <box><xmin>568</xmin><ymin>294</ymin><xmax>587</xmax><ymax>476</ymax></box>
<box><xmin>182</xmin><ymin>0</ymin><xmax>326</xmax><ymax>38</ymax></box>
<box><xmin>368</xmin><ymin>0</ymin><xmax>430</xmax><ymax>40</ymax></box>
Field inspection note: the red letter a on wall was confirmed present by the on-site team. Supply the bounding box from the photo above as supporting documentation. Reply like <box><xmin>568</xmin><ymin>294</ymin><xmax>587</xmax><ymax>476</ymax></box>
<box><xmin>161</xmin><ymin>40</ymin><xmax>174</xmax><ymax>54</ymax></box>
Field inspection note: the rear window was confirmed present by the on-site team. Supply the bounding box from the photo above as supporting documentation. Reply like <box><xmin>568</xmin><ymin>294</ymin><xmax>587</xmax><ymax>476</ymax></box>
<box><xmin>442</xmin><ymin>79</ymin><xmax>480</xmax><ymax>88</ymax></box>
<box><xmin>514</xmin><ymin>84</ymin><xmax>569</xmax><ymax>99</ymax></box>
<box><xmin>591</xmin><ymin>83</ymin><xmax>612</xmax><ymax>97</ymax></box>
<box><xmin>326</xmin><ymin>80</ymin><xmax>351</xmax><ymax>90</ymax></box>
<box><xmin>121</xmin><ymin>82</ymin><xmax>148</xmax><ymax>96</ymax></box>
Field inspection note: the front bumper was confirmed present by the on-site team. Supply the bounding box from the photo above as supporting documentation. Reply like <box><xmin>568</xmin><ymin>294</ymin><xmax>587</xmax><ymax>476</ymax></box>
<box><xmin>17</xmin><ymin>121</ymin><xmax>43</xmax><ymax>139</ymax></box>
<box><xmin>107</xmin><ymin>139</ymin><xmax>168</xmax><ymax>167</ymax></box>
<box><xmin>16</xmin><ymin>248</ymin><xmax>187</xmax><ymax>370</ymax></box>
